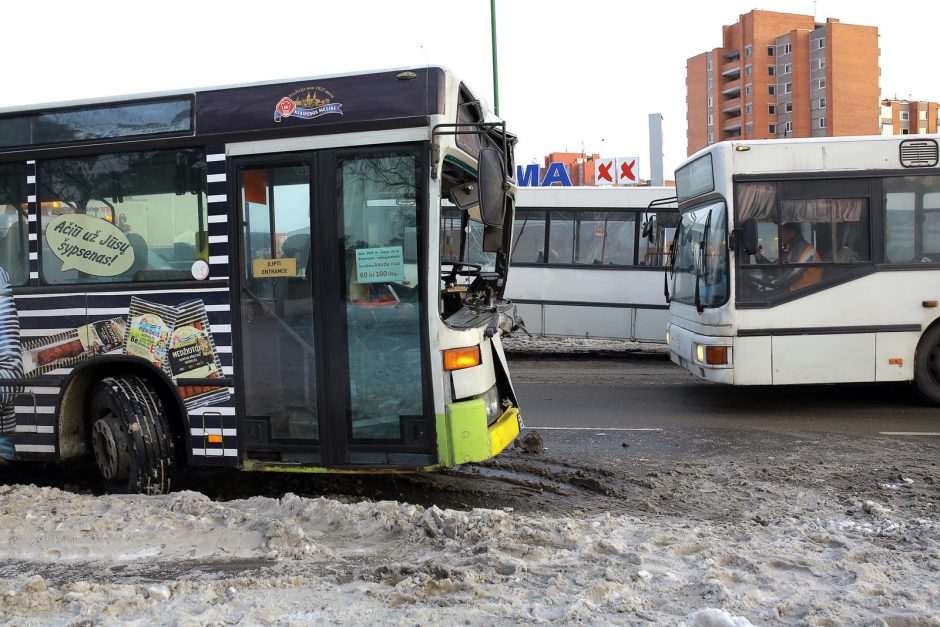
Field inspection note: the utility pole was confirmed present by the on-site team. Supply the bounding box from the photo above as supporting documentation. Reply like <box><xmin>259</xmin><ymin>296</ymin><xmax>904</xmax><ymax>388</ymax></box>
<box><xmin>490</xmin><ymin>0</ymin><xmax>500</xmax><ymax>116</ymax></box>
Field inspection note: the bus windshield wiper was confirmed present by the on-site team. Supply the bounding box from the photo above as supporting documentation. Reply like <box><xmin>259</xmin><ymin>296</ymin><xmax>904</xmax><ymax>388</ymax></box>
<box><xmin>664</xmin><ymin>225</ymin><xmax>681</xmax><ymax>303</ymax></box>
<box><xmin>694</xmin><ymin>209</ymin><xmax>712</xmax><ymax>314</ymax></box>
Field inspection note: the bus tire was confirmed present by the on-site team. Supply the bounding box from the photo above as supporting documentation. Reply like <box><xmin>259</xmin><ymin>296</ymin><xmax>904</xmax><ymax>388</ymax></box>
<box><xmin>914</xmin><ymin>325</ymin><xmax>940</xmax><ymax>406</ymax></box>
<box><xmin>90</xmin><ymin>376</ymin><xmax>175</xmax><ymax>494</ymax></box>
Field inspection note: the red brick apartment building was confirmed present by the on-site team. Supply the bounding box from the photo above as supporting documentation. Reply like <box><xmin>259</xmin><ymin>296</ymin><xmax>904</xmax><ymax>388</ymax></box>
<box><xmin>687</xmin><ymin>10</ymin><xmax>879</xmax><ymax>155</ymax></box>
<box><xmin>880</xmin><ymin>99</ymin><xmax>940</xmax><ymax>135</ymax></box>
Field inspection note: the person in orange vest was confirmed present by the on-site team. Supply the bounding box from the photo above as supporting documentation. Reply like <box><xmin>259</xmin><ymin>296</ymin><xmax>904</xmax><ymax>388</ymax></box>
<box><xmin>753</xmin><ymin>222</ymin><xmax>822</xmax><ymax>292</ymax></box>
<box><xmin>778</xmin><ymin>222</ymin><xmax>822</xmax><ymax>291</ymax></box>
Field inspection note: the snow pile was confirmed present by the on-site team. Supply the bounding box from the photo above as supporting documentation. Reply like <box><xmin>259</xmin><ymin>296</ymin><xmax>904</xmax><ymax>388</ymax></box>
<box><xmin>503</xmin><ymin>334</ymin><xmax>668</xmax><ymax>355</ymax></box>
<box><xmin>0</xmin><ymin>485</ymin><xmax>938</xmax><ymax>624</ymax></box>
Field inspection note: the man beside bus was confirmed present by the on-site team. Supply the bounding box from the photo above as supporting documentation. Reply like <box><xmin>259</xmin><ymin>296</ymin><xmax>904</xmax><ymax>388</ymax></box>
<box><xmin>754</xmin><ymin>222</ymin><xmax>822</xmax><ymax>292</ymax></box>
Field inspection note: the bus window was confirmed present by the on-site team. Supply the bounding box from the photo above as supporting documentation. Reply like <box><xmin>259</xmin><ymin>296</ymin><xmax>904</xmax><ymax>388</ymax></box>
<box><xmin>928</xmin><ymin>193</ymin><xmax>940</xmax><ymax>260</ymax></box>
<box><xmin>439</xmin><ymin>208</ymin><xmax>463</xmax><ymax>263</ymax></box>
<box><xmin>0</xmin><ymin>164</ymin><xmax>28</xmax><ymax>286</ymax></box>
<box><xmin>671</xmin><ymin>202</ymin><xmax>728</xmax><ymax>308</ymax></box>
<box><xmin>885</xmin><ymin>176</ymin><xmax>940</xmax><ymax>264</ymax></box>
<box><xmin>37</xmin><ymin>149</ymin><xmax>207</xmax><ymax>285</ymax></box>
<box><xmin>339</xmin><ymin>151</ymin><xmax>423</xmax><ymax>442</ymax></box>
<box><xmin>573</xmin><ymin>212</ymin><xmax>636</xmax><ymax>265</ymax></box>
<box><xmin>511</xmin><ymin>210</ymin><xmax>546</xmax><ymax>263</ymax></box>
<box><xmin>641</xmin><ymin>211</ymin><xmax>680</xmax><ymax>267</ymax></box>
<box><xmin>780</xmin><ymin>198</ymin><xmax>870</xmax><ymax>263</ymax></box>
<box><xmin>547</xmin><ymin>211</ymin><xmax>575</xmax><ymax>263</ymax></box>
<box><xmin>464</xmin><ymin>220</ymin><xmax>496</xmax><ymax>270</ymax></box>
<box><xmin>737</xmin><ymin>180</ymin><xmax>871</xmax><ymax>301</ymax></box>
<box><xmin>735</xmin><ymin>182</ymin><xmax>779</xmax><ymax>263</ymax></box>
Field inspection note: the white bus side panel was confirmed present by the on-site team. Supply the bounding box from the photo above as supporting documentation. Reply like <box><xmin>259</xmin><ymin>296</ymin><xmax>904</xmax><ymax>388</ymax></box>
<box><xmin>771</xmin><ymin>334</ymin><xmax>875</xmax><ymax>384</ymax></box>
<box><xmin>543</xmin><ymin>304</ymin><xmax>631</xmax><ymax>338</ymax></box>
<box><xmin>635</xmin><ymin>308</ymin><xmax>669</xmax><ymax>343</ymax></box>
<box><xmin>875</xmin><ymin>331</ymin><xmax>919</xmax><ymax>381</ymax></box>
<box><xmin>506</xmin><ymin>266</ymin><xmax>667</xmax><ymax>340</ymax></box>
<box><xmin>732</xmin><ymin>336</ymin><xmax>772</xmax><ymax>385</ymax></box>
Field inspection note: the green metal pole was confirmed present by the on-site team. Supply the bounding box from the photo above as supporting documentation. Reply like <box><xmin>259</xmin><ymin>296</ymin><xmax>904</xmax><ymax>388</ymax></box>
<box><xmin>490</xmin><ymin>0</ymin><xmax>500</xmax><ymax>116</ymax></box>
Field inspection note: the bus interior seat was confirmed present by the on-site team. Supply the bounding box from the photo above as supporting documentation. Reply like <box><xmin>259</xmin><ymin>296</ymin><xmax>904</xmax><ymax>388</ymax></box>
<box><xmin>125</xmin><ymin>233</ymin><xmax>149</xmax><ymax>280</ymax></box>
<box><xmin>174</xmin><ymin>242</ymin><xmax>195</xmax><ymax>262</ymax></box>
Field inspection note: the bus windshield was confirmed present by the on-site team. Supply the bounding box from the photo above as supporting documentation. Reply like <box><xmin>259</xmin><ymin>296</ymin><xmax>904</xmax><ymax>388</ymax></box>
<box><xmin>671</xmin><ymin>202</ymin><xmax>728</xmax><ymax>307</ymax></box>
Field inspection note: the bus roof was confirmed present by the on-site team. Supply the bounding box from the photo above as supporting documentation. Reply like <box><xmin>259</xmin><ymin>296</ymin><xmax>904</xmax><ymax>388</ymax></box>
<box><xmin>682</xmin><ymin>134</ymin><xmax>940</xmax><ymax>176</ymax></box>
<box><xmin>0</xmin><ymin>66</ymin><xmax>459</xmax><ymax>116</ymax></box>
<box><xmin>0</xmin><ymin>66</ymin><xmax>504</xmax><ymax>154</ymax></box>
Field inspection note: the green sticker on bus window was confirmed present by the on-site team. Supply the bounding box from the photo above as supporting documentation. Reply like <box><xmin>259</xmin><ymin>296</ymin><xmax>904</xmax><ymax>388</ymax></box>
<box><xmin>355</xmin><ymin>246</ymin><xmax>404</xmax><ymax>283</ymax></box>
<box><xmin>45</xmin><ymin>213</ymin><xmax>134</xmax><ymax>276</ymax></box>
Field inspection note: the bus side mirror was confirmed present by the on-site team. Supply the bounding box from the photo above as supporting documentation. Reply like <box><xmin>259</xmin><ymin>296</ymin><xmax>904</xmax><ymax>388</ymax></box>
<box><xmin>478</xmin><ymin>148</ymin><xmax>507</xmax><ymax>228</ymax></box>
<box><xmin>642</xmin><ymin>216</ymin><xmax>657</xmax><ymax>243</ymax></box>
<box><xmin>482</xmin><ymin>225</ymin><xmax>502</xmax><ymax>252</ymax></box>
<box><xmin>742</xmin><ymin>218</ymin><xmax>759</xmax><ymax>255</ymax></box>
<box><xmin>732</xmin><ymin>219</ymin><xmax>759</xmax><ymax>255</ymax></box>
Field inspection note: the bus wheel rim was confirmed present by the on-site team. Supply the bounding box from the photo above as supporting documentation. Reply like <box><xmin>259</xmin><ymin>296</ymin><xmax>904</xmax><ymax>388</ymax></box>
<box><xmin>92</xmin><ymin>416</ymin><xmax>120</xmax><ymax>480</ymax></box>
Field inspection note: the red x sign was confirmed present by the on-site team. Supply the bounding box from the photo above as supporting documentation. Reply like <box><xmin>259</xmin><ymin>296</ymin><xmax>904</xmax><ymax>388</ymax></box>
<box><xmin>598</xmin><ymin>162</ymin><xmax>614</xmax><ymax>182</ymax></box>
<box><xmin>620</xmin><ymin>160</ymin><xmax>636</xmax><ymax>182</ymax></box>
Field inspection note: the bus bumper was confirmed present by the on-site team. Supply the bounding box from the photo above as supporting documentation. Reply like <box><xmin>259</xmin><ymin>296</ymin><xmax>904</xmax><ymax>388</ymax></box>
<box><xmin>436</xmin><ymin>399</ymin><xmax>521</xmax><ymax>468</ymax></box>
<box><xmin>667</xmin><ymin>323</ymin><xmax>735</xmax><ymax>384</ymax></box>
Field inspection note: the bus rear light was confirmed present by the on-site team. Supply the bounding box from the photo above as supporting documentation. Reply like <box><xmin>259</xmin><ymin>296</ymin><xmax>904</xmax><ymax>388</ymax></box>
<box><xmin>443</xmin><ymin>346</ymin><xmax>481</xmax><ymax>371</ymax></box>
<box><xmin>695</xmin><ymin>343</ymin><xmax>730</xmax><ymax>365</ymax></box>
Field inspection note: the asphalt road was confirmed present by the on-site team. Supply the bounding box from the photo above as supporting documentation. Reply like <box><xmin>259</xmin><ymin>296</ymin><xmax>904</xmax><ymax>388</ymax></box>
<box><xmin>508</xmin><ymin>352</ymin><xmax>940</xmax><ymax>460</ymax></box>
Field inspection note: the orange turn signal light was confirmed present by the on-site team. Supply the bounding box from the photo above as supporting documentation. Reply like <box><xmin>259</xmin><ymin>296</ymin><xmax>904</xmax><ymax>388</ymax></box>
<box><xmin>207</xmin><ymin>434</ymin><xmax>223</xmax><ymax>444</ymax></box>
<box><xmin>704</xmin><ymin>345</ymin><xmax>729</xmax><ymax>365</ymax></box>
<box><xmin>889</xmin><ymin>358</ymin><xmax>903</xmax><ymax>366</ymax></box>
<box><xmin>443</xmin><ymin>346</ymin><xmax>481</xmax><ymax>371</ymax></box>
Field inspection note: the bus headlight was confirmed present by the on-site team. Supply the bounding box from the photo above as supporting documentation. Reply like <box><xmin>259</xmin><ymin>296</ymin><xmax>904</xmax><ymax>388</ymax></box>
<box><xmin>477</xmin><ymin>384</ymin><xmax>503</xmax><ymax>424</ymax></box>
<box><xmin>694</xmin><ymin>343</ymin><xmax>730</xmax><ymax>366</ymax></box>
<box><xmin>665</xmin><ymin>329</ymin><xmax>671</xmax><ymax>346</ymax></box>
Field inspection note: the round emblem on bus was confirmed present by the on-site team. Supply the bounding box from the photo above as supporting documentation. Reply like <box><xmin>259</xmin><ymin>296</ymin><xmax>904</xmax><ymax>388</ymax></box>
<box><xmin>276</xmin><ymin>97</ymin><xmax>295</xmax><ymax>118</ymax></box>
<box><xmin>191</xmin><ymin>259</ymin><xmax>210</xmax><ymax>281</ymax></box>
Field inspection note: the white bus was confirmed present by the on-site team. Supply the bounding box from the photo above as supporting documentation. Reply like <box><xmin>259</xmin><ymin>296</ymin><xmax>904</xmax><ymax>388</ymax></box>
<box><xmin>0</xmin><ymin>66</ymin><xmax>522</xmax><ymax>493</ymax></box>
<box><xmin>664</xmin><ymin>136</ymin><xmax>940</xmax><ymax>404</ymax></box>
<box><xmin>502</xmin><ymin>186</ymin><xmax>676</xmax><ymax>341</ymax></box>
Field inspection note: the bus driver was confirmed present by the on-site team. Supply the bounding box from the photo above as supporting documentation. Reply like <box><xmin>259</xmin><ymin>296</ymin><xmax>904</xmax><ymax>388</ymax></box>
<box><xmin>754</xmin><ymin>222</ymin><xmax>822</xmax><ymax>292</ymax></box>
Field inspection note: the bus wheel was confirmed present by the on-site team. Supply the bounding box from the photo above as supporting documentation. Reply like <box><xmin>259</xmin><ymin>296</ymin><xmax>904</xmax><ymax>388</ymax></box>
<box><xmin>914</xmin><ymin>325</ymin><xmax>940</xmax><ymax>406</ymax></box>
<box><xmin>90</xmin><ymin>376</ymin><xmax>175</xmax><ymax>495</ymax></box>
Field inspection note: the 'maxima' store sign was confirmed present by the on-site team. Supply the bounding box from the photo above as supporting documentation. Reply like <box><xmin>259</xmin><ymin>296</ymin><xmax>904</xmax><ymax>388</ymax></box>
<box><xmin>517</xmin><ymin>157</ymin><xmax>640</xmax><ymax>187</ymax></box>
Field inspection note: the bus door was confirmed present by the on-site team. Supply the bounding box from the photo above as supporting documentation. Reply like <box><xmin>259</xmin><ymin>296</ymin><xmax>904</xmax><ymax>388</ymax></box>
<box><xmin>234</xmin><ymin>149</ymin><xmax>432</xmax><ymax>467</ymax></box>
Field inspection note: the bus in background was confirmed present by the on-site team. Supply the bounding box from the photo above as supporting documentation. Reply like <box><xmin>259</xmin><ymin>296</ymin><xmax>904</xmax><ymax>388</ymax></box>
<box><xmin>665</xmin><ymin>136</ymin><xmax>940</xmax><ymax>404</ymax></box>
<box><xmin>0</xmin><ymin>67</ymin><xmax>521</xmax><ymax>493</ymax></box>
<box><xmin>501</xmin><ymin>186</ymin><xmax>677</xmax><ymax>341</ymax></box>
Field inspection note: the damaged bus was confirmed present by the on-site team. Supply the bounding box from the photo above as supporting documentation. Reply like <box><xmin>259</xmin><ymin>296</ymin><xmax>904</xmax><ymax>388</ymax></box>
<box><xmin>0</xmin><ymin>67</ymin><xmax>521</xmax><ymax>492</ymax></box>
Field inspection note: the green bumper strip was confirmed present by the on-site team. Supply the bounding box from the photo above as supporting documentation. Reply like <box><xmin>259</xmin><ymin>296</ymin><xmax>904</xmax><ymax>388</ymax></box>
<box><xmin>436</xmin><ymin>399</ymin><xmax>521</xmax><ymax>468</ymax></box>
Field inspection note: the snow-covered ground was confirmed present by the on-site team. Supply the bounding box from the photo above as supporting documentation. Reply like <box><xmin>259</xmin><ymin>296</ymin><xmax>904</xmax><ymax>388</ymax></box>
<box><xmin>0</xmin><ymin>480</ymin><xmax>937</xmax><ymax>625</ymax></box>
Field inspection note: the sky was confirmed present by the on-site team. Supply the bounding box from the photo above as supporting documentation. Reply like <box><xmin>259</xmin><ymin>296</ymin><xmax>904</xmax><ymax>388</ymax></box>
<box><xmin>2</xmin><ymin>0</ymin><xmax>938</xmax><ymax>180</ymax></box>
